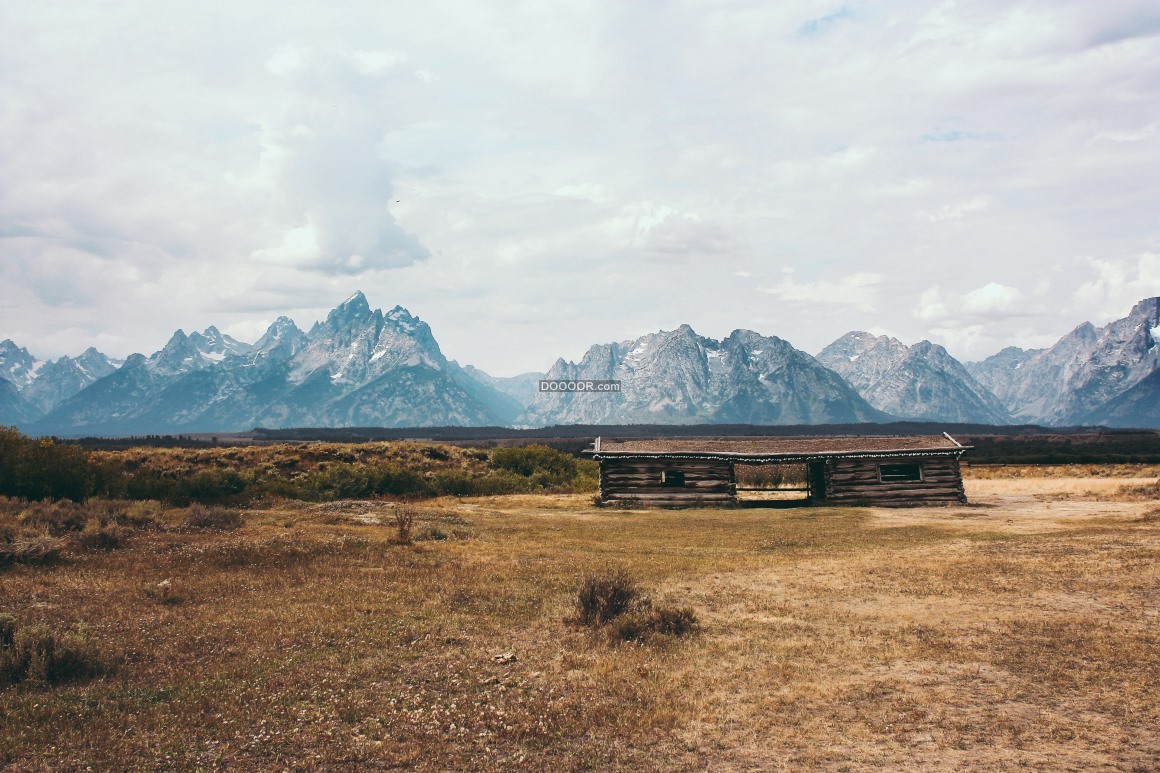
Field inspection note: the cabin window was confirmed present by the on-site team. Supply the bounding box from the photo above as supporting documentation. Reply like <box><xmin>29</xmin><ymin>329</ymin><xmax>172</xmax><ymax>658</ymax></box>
<box><xmin>878</xmin><ymin>463</ymin><xmax>923</xmax><ymax>482</ymax></box>
<box><xmin>661</xmin><ymin>470</ymin><xmax>686</xmax><ymax>487</ymax></box>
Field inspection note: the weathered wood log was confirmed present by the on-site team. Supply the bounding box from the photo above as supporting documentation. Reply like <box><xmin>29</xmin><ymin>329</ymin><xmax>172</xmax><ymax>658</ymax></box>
<box><xmin>602</xmin><ymin>485</ymin><xmax>734</xmax><ymax>496</ymax></box>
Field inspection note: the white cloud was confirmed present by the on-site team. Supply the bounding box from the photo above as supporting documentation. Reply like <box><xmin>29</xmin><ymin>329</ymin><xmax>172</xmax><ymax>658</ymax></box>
<box><xmin>1092</xmin><ymin>122</ymin><xmax>1159</xmax><ymax>143</ymax></box>
<box><xmin>915</xmin><ymin>286</ymin><xmax>951</xmax><ymax>323</ymax></box>
<box><xmin>761</xmin><ymin>269</ymin><xmax>882</xmax><ymax>309</ymax></box>
<box><xmin>962</xmin><ymin>282</ymin><xmax>1025</xmax><ymax>314</ymax></box>
<box><xmin>914</xmin><ymin>282</ymin><xmax>1029</xmax><ymax>324</ymax></box>
<box><xmin>0</xmin><ymin>1</ymin><xmax>1157</xmax><ymax>374</ymax></box>
<box><xmin>911</xmin><ymin>282</ymin><xmax>1044</xmax><ymax>358</ymax></box>
<box><xmin>349</xmin><ymin>49</ymin><xmax>408</xmax><ymax>75</ymax></box>
<box><xmin>918</xmin><ymin>196</ymin><xmax>991</xmax><ymax>223</ymax></box>
<box><xmin>553</xmin><ymin>183</ymin><xmax>616</xmax><ymax>204</ymax></box>
<box><xmin>1074</xmin><ymin>252</ymin><xmax>1160</xmax><ymax>322</ymax></box>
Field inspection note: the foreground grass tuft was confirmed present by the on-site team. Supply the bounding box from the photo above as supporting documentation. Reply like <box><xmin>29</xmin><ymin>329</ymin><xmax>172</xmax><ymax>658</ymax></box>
<box><xmin>574</xmin><ymin>571</ymin><xmax>699</xmax><ymax>643</ymax></box>
<box><xmin>182</xmin><ymin>503</ymin><xmax>243</xmax><ymax>531</ymax></box>
<box><xmin>0</xmin><ymin>615</ymin><xmax>110</xmax><ymax>687</ymax></box>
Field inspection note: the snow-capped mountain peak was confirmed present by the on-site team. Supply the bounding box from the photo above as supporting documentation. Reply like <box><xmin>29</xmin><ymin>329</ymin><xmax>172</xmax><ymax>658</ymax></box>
<box><xmin>817</xmin><ymin>331</ymin><xmax>1009</xmax><ymax>424</ymax></box>
<box><xmin>969</xmin><ymin>296</ymin><xmax>1160</xmax><ymax>425</ymax></box>
<box><xmin>0</xmin><ymin>339</ymin><xmax>40</xmax><ymax>389</ymax></box>
<box><xmin>520</xmin><ymin>323</ymin><xmax>882</xmax><ymax>426</ymax></box>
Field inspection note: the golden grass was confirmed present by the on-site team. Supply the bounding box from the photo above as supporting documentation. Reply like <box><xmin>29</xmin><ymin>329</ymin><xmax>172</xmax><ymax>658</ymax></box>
<box><xmin>964</xmin><ymin>464</ymin><xmax>1160</xmax><ymax>504</ymax></box>
<box><xmin>1</xmin><ymin>474</ymin><xmax>1158</xmax><ymax>769</ymax></box>
<box><xmin>963</xmin><ymin>462</ymin><xmax>1160</xmax><ymax>479</ymax></box>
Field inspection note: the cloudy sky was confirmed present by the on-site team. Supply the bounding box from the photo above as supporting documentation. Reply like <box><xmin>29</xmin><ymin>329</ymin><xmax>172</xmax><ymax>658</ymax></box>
<box><xmin>2</xmin><ymin>1</ymin><xmax>1158</xmax><ymax>375</ymax></box>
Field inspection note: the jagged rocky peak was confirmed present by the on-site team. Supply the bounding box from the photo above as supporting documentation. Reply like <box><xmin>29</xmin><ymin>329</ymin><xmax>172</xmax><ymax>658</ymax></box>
<box><xmin>519</xmin><ymin>322</ymin><xmax>882</xmax><ymax>426</ymax></box>
<box><xmin>1129</xmin><ymin>296</ymin><xmax>1160</xmax><ymax>325</ymax></box>
<box><xmin>147</xmin><ymin>329</ymin><xmax>195</xmax><ymax>373</ymax></box>
<box><xmin>254</xmin><ymin>316</ymin><xmax>308</xmax><ymax>355</ymax></box>
<box><xmin>385</xmin><ymin>304</ymin><xmax>420</xmax><ymax>331</ymax></box>
<box><xmin>21</xmin><ymin>346</ymin><xmax>122</xmax><ymax>414</ymax></box>
<box><xmin>380</xmin><ymin>304</ymin><xmax>441</xmax><ymax>357</ymax></box>
<box><xmin>0</xmin><ymin>339</ymin><xmax>40</xmax><ymax>388</ymax></box>
<box><xmin>312</xmin><ymin>291</ymin><xmax>375</xmax><ymax>334</ymax></box>
<box><xmin>75</xmin><ymin>347</ymin><xmax>120</xmax><ymax>373</ymax></box>
<box><xmin>188</xmin><ymin>325</ymin><xmax>253</xmax><ymax>359</ymax></box>
<box><xmin>979</xmin><ymin>296</ymin><xmax>1160</xmax><ymax>425</ymax></box>
<box><xmin>290</xmin><ymin>293</ymin><xmax>448</xmax><ymax>387</ymax></box>
<box><xmin>723</xmin><ymin>328</ymin><xmax>799</xmax><ymax>361</ymax></box>
<box><xmin>146</xmin><ymin>325</ymin><xmax>252</xmax><ymax>377</ymax></box>
<box><xmin>818</xmin><ymin>331</ymin><xmax>895</xmax><ymax>363</ymax></box>
<box><xmin>817</xmin><ymin>330</ymin><xmax>1009</xmax><ymax>424</ymax></box>
<box><xmin>817</xmin><ymin>332</ymin><xmax>909</xmax><ymax>393</ymax></box>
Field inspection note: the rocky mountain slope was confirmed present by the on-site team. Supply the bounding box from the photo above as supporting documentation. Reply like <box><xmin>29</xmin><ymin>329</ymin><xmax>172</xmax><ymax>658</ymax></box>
<box><xmin>518</xmin><ymin>325</ymin><xmax>886</xmax><ymax>426</ymax></box>
<box><xmin>31</xmin><ymin>293</ymin><xmax>520</xmax><ymax>435</ymax></box>
<box><xmin>968</xmin><ymin>297</ymin><xmax>1160</xmax><ymax>425</ymax></box>
<box><xmin>0</xmin><ymin>378</ymin><xmax>36</xmax><ymax>426</ymax></box>
<box><xmin>817</xmin><ymin>333</ymin><xmax>1010</xmax><ymax>424</ymax></box>
<box><xmin>0</xmin><ymin>339</ymin><xmax>122</xmax><ymax>421</ymax></box>
<box><xmin>461</xmin><ymin>365</ymin><xmax>545</xmax><ymax>409</ymax></box>
<box><xmin>7</xmin><ymin>293</ymin><xmax>1160</xmax><ymax>433</ymax></box>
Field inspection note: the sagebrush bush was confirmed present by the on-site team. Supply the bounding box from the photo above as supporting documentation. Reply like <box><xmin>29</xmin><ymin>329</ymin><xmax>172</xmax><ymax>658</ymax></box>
<box><xmin>612</xmin><ymin>605</ymin><xmax>699</xmax><ymax>643</ymax></box>
<box><xmin>575</xmin><ymin>571</ymin><xmax>638</xmax><ymax>627</ymax></box>
<box><xmin>183</xmin><ymin>504</ymin><xmax>242</xmax><ymax>531</ymax></box>
<box><xmin>18</xmin><ymin>500</ymin><xmax>87</xmax><ymax>535</ymax></box>
<box><xmin>75</xmin><ymin>522</ymin><xmax>131</xmax><ymax>551</ymax></box>
<box><xmin>574</xmin><ymin>571</ymin><xmax>699</xmax><ymax>643</ymax></box>
<box><xmin>414</xmin><ymin>524</ymin><xmax>448</xmax><ymax>541</ymax></box>
<box><xmin>0</xmin><ymin>617</ymin><xmax>108</xmax><ymax>686</ymax></box>
<box><xmin>0</xmin><ymin>532</ymin><xmax>64</xmax><ymax>568</ymax></box>
<box><xmin>392</xmin><ymin>505</ymin><xmax>415</xmax><ymax>544</ymax></box>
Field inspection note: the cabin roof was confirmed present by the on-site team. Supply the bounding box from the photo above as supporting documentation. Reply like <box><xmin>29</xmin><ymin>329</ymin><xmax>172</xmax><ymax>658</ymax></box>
<box><xmin>585</xmin><ymin>434</ymin><xmax>967</xmax><ymax>463</ymax></box>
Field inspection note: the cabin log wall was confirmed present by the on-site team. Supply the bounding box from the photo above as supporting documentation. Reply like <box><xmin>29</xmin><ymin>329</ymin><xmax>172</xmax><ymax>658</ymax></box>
<box><xmin>599</xmin><ymin>458</ymin><xmax>735</xmax><ymax>508</ymax></box>
<box><xmin>825</xmin><ymin>456</ymin><xmax>966</xmax><ymax>506</ymax></box>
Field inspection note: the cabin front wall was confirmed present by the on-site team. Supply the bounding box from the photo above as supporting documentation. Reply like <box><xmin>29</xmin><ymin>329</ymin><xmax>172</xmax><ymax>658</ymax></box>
<box><xmin>824</xmin><ymin>455</ymin><xmax>966</xmax><ymax>506</ymax></box>
<box><xmin>598</xmin><ymin>457</ymin><xmax>735</xmax><ymax>508</ymax></box>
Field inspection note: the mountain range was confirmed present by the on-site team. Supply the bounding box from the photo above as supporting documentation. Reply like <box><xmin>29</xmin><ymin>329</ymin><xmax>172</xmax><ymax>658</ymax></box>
<box><xmin>2</xmin><ymin>293</ymin><xmax>1158</xmax><ymax>434</ymax></box>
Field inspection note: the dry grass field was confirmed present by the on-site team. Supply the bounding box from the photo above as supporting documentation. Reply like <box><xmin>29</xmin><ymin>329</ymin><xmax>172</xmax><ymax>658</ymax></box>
<box><xmin>2</xmin><ymin>463</ymin><xmax>1158</xmax><ymax>770</ymax></box>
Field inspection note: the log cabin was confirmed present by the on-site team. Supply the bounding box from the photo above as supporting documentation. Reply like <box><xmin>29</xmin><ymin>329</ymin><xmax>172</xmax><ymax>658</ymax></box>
<box><xmin>584</xmin><ymin>434</ymin><xmax>969</xmax><ymax>508</ymax></box>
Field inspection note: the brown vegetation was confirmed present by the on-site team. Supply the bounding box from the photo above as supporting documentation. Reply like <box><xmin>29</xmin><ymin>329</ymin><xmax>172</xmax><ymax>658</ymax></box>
<box><xmin>0</xmin><ymin>462</ymin><xmax>1156</xmax><ymax>769</ymax></box>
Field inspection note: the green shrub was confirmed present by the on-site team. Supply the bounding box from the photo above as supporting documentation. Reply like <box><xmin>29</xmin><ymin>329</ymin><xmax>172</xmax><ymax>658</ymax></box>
<box><xmin>118</xmin><ymin>500</ymin><xmax>163</xmax><ymax>530</ymax></box>
<box><xmin>0</xmin><ymin>428</ymin><xmax>93</xmax><ymax>502</ymax></box>
<box><xmin>491</xmin><ymin>445</ymin><xmax>577</xmax><ymax>489</ymax></box>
